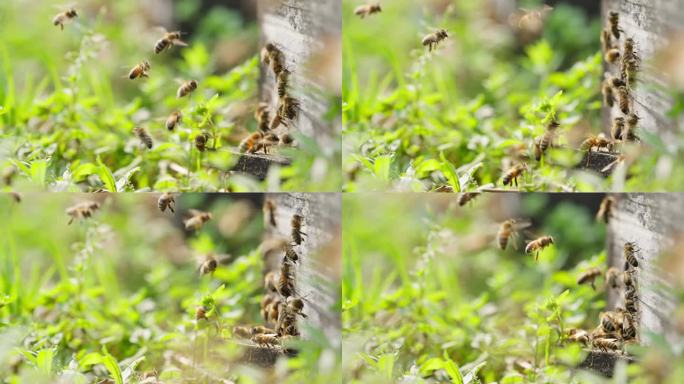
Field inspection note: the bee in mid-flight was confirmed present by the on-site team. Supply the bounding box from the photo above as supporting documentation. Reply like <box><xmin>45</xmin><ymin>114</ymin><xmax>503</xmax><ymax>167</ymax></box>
<box><xmin>605</xmin><ymin>267</ymin><xmax>620</xmax><ymax>289</ymax></box>
<box><xmin>577</xmin><ymin>267</ymin><xmax>602</xmax><ymax>290</ymax></box>
<box><xmin>128</xmin><ymin>61</ymin><xmax>151</xmax><ymax>80</ymax></box>
<box><xmin>596</xmin><ymin>195</ymin><xmax>615</xmax><ymax>223</ymax></box>
<box><xmin>166</xmin><ymin>111</ymin><xmax>182</xmax><ymax>131</ymax></box>
<box><xmin>194</xmin><ymin>132</ymin><xmax>209</xmax><ymax>152</ymax></box>
<box><xmin>198</xmin><ymin>254</ymin><xmax>218</xmax><ymax>276</ymax></box>
<box><xmin>496</xmin><ymin>219</ymin><xmax>530</xmax><ymax>250</ymax></box>
<box><xmin>291</xmin><ymin>214</ymin><xmax>306</xmax><ymax>245</ymax></box>
<box><xmin>184</xmin><ymin>209</ymin><xmax>213</xmax><ymax>231</ymax></box>
<box><xmin>154</xmin><ymin>31</ymin><xmax>188</xmax><ymax>54</ymax></box>
<box><xmin>158</xmin><ymin>193</ymin><xmax>175</xmax><ymax>213</ymax></box>
<box><xmin>53</xmin><ymin>8</ymin><xmax>78</xmax><ymax>31</ymax></box>
<box><xmin>66</xmin><ymin>201</ymin><xmax>101</xmax><ymax>225</ymax></box>
<box><xmin>134</xmin><ymin>127</ymin><xmax>153</xmax><ymax>149</ymax></box>
<box><xmin>177</xmin><ymin>80</ymin><xmax>198</xmax><ymax>98</ymax></box>
<box><xmin>355</xmin><ymin>3</ymin><xmax>382</xmax><ymax>18</ymax></box>
<box><xmin>457</xmin><ymin>192</ymin><xmax>480</xmax><ymax>207</ymax></box>
<box><xmin>422</xmin><ymin>29</ymin><xmax>449</xmax><ymax>52</ymax></box>
<box><xmin>502</xmin><ymin>163</ymin><xmax>528</xmax><ymax>187</ymax></box>
<box><xmin>525</xmin><ymin>235</ymin><xmax>554</xmax><ymax>260</ymax></box>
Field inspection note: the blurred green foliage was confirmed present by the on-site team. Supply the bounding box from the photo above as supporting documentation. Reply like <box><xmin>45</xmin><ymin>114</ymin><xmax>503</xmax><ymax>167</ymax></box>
<box><xmin>342</xmin><ymin>0</ymin><xmax>684</xmax><ymax>192</ymax></box>
<box><xmin>0</xmin><ymin>194</ymin><xmax>340</xmax><ymax>383</ymax></box>
<box><xmin>0</xmin><ymin>0</ymin><xmax>340</xmax><ymax>192</ymax></box>
<box><xmin>342</xmin><ymin>193</ymin><xmax>684</xmax><ymax>383</ymax></box>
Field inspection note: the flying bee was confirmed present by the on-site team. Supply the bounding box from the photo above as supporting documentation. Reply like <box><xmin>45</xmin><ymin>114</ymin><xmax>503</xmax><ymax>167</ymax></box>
<box><xmin>502</xmin><ymin>163</ymin><xmax>528</xmax><ymax>187</ymax></box>
<box><xmin>608</xmin><ymin>11</ymin><xmax>621</xmax><ymax>40</ymax></box>
<box><xmin>580</xmin><ymin>134</ymin><xmax>614</xmax><ymax>152</ymax></box>
<box><xmin>577</xmin><ymin>267</ymin><xmax>602</xmax><ymax>290</ymax></box>
<box><xmin>264</xmin><ymin>271</ymin><xmax>278</xmax><ymax>293</ymax></box>
<box><xmin>600</xmin><ymin>29</ymin><xmax>614</xmax><ymax>52</ymax></box>
<box><xmin>194</xmin><ymin>132</ymin><xmax>209</xmax><ymax>152</ymax></box>
<box><xmin>496</xmin><ymin>219</ymin><xmax>531</xmax><ymax>250</ymax></box>
<box><xmin>166</xmin><ymin>111</ymin><xmax>182</xmax><ymax>131</ymax></box>
<box><xmin>198</xmin><ymin>254</ymin><xmax>218</xmax><ymax>276</ymax></box>
<box><xmin>252</xmin><ymin>333</ymin><xmax>280</xmax><ymax>348</ymax></box>
<box><xmin>567</xmin><ymin>328</ymin><xmax>590</xmax><ymax>345</ymax></box>
<box><xmin>239</xmin><ymin>132</ymin><xmax>264</xmax><ymax>153</ymax></box>
<box><xmin>128</xmin><ymin>60</ymin><xmax>150</xmax><ymax>80</ymax></box>
<box><xmin>154</xmin><ymin>31</ymin><xmax>188</xmax><ymax>54</ymax></box>
<box><xmin>286</xmin><ymin>296</ymin><xmax>307</xmax><ymax>318</ymax></box>
<box><xmin>605</xmin><ymin>48</ymin><xmax>620</xmax><ymax>64</ymax></box>
<box><xmin>610</xmin><ymin>117</ymin><xmax>626</xmax><ymax>141</ymax></box>
<box><xmin>596</xmin><ymin>195</ymin><xmax>615</xmax><ymax>223</ymax></box>
<box><xmin>291</xmin><ymin>214</ymin><xmax>306</xmax><ymax>245</ymax></box>
<box><xmin>539</xmin><ymin>129</ymin><xmax>556</xmax><ymax>153</ymax></box>
<box><xmin>263</xmin><ymin>199</ymin><xmax>277</xmax><ymax>227</ymax></box>
<box><xmin>617</xmin><ymin>86</ymin><xmax>631</xmax><ymax>114</ymax></box>
<box><xmin>593</xmin><ymin>338</ymin><xmax>620</xmax><ymax>352</ymax></box>
<box><xmin>158</xmin><ymin>193</ymin><xmax>175</xmax><ymax>213</ymax></box>
<box><xmin>422</xmin><ymin>29</ymin><xmax>449</xmax><ymax>52</ymax></box>
<box><xmin>525</xmin><ymin>235</ymin><xmax>554</xmax><ymax>260</ymax></box>
<box><xmin>66</xmin><ymin>201</ymin><xmax>101</xmax><ymax>225</ymax></box>
<box><xmin>354</xmin><ymin>3</ymin><xmax>382</xmax><ymax>18</ymax></box>
<box><xmin>183</xmin><ymin>209</ymin><xmax>213</xmax><ymax>231</ymax></box>
<box><xmin>606</xmin><ymin>267</ymin><xmax>620</xmax><ymax>289</ymax></box>
<box><xmin>533</xmin><ymin>137</ymin><xmax>544</xmax><ymax>161</ymax></box>
<box><xmin>624</xmin><ymin>242</ymin><xmax>639</xmax><ymax>268</ymax></box>
<box><xmin>10</xmin><ymin>192</ymin><xmax>21</xmax><ymax>203</ymax></box>
<box><xmin>177</xmin><ymin>80</ymin><xmax>198</xmax><ymax>98</ymax></box>
<box><xmin>457</xmin><ymin>192</ymin><xmax>481</xmax><ymax>207</ymax></box>
<box><xmin>625</xmin><ymin>113</ymin><xmax>640</xmax><ymax>141</ymax></box>
<box><xmin>602</xmin><ymin>80</ymin><xmax>615</xmax><ymax>107</ymax></box>
<box><xmin>195</xmin><ymin>306</ymin><xmax>207</xmax><ymax>320</ymax></box>
<box><xmin>276</xmin><ymin>69</ymin><xmax>291</xmax><ymax>99</ymax></box>
<box><xmin>134</xmin><ymin>127</ymin><xmax>153</xmax><ymax>149</ymax></box>
<box><xmin>53</xmin><ymin>8</ymin><xmax>78</xmax><ymax>30</ymax></box>
<box><xmin>232</xmin><ymin>326</ymin><xmax>252</xmax><ymax>339</ymax></box>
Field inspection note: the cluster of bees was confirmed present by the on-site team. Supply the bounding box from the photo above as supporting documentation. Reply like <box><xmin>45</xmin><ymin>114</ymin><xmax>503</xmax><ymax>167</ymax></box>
<box><xmin>231</xmin><ymin>200</ymin><xmax>309</xmax><ymax>349</ymax></box>
<box><xmin>567</xmin><ymin>196</ymin><xmax>641</xmax><ymax>353</ymax></box>
<box><xmin>237</xmin><ymin>43</ymin><xmax>300</xmax><ymax>155</ymax></box>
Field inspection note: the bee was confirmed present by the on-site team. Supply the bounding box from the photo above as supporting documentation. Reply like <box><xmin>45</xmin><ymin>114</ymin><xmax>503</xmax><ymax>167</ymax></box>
<box><xmin>195</xmin><ymin>306</ymin><xmax>207</xmax><ymax>320</ymax></box>
<box><xmin>457</xmin><ymin>192</ymin><xmax>480</xmax><ymax>207</ymax></box>
<box><xmin>284</xmin><ymin>244</ymin><xmax>299</xmax><ymax>264</ymax></box>
<box><xmin>617</xmin><ymin>86</ymin><xmax>631</xmax><ymax>115</ymax></box>
<box><xmin>260</xmin><ymin>294</ymin><xmax>278</xmax><ymax>321</ymax></box>
<box><xmin>605</xmin><ymin>48</ymin><xmax>620</xmax><ymax>64</ymax></box>
<box><xmin>251</xmin><ymin>326</ymin><xmax>276</xmax><ymax>335</ymax></box>
<box><xmin>53</xmin><ymin>8</ymin><xmax>78</xmax><ymax>31</ymax></box>
<box><xmin>291</xmin><ymin>214</ymin><xmax>306</xmax><ymax>245</ymax></box>
<box><xmin>252</xmin><ymin>333</ymin><xmax>280</xmax><ymax>348</ymax></box>
<box><xmin>2</xmin><ymin>166</ymin><xmax>16</xmax><ymax>186</ymax></box>
<box><xmin>601</xmin><ymin>29</ymin><xmax>614</xmax><ymax>52</ymax></box>
<box><xmin>622</xmin><ymin>270</ymin><xmax>635</xmax><ymax>288</ymax></box>
<box><xmin>286</xmin><ymin>296</ymin><xmax>307</xmax><ymax>318</ymax></box>
<box><xmin>257</xmin><ymin>133</ymin><xmax>280</xmax><ymax>155</ymax></box>
<box><xmin>625</xmin><ymin>113</ymin><xmax>640</xmax><ymax>141</ymax></box>
<box><xmin>605</xmin><ymin>267</ymin><xmax>620</xmax><ymax>289</ymax></box>
<box><xmin>10</xmin><ymin>192</ymin><xmax>21</xmax><ymax>203</ymax></box>
<box><xmin>580</xmin><ymin>134</ymin><xmax>613</xmax><ymax>153</ymax></box>
<box><xmin>277</xmin><ymin>262</ymin><xmax>296</xmax><ymax>298</ymax></box>
<box><xmin>623</xmin><ymin>38</ymin><xmax>640</xmax><ymax>62</ymax></box>
<box><xmin>622</xmin><ymin>313</ymin><xmax>637</xmax><ymax>340</ymax></box>
<box><xmin>624</xmin><ymin>295</ymin><xmax>638</xmax><ymax>314</ymax></box>
<box><xmin>128</xmin><ymin>61</ymin><xmax>150</xmax><ymax>80</ymax></box>
<box><xmin>66</xmin><ymin>201</ymin><xmax>101</xmax><ymax>225</ymax></box>
<box><xmin>593</xmin><ymin>338</ymin><xmax>620</xmax><ymax>352</ymax></box>
<box><xmin>600</xmin><ymin>311</ymin><xmax>620</xmax><ymax>333</ymax></box>
<box><xmin>264</xmin><ymin>271</ymin><xmax>278</xmax><ymax>293</ymax></box>
<box><xmin>606</xmin><ymin>74</ymin><xmax>626</xmax><ymax>88</ymax></box>
<box><xmin>260</xmin><ymin>46</ymin><xmax>271</xmax><ymax>66</ymax></box>
<box><xmin>134</xmin><ymin>127</ymin><xmax>153</xmax><ymax>149</ymax></box>
<box><xmin>279</xmin><ymin>96</ymin><xmax>300</xmax><ymax>121</ymax></box>
<box><xmin>354</xmin><ymin>3</ymin><xmax>382</xmax><ymax>18</ymax></box>
<box><xmin>602</xmin><ymin>80</ymin><xmax>615</xmax><ymax>107</ymax></box>
<box><xmin>496</xmin><ymin>219</ymin><xmax>530</xmax><ymax>250</ymax></box>
<box><xmin>276</xmin><ymin>69</ymin><xmax>291</xmax><ymax>99</ymax></box>
<box><xmin>158</xmin><ymin>193</ymin><xmax>175</xmax><ymax>213</ymax></box>
<box><xmin>624</xmin><ymin>242</ymin><xmax>639</xmax><ymax>268</ymax></box>
<box><xmin>539</xmin><ymin>129</ymin><xmax>555</xmax><ymax>153</ymax></box>
<box><xmin>263</xmin><ymin>199</ymin><xmax>277</xmax><ymax>227</ymax></box>
<box><xmin>183</xmin><ymin>209</ymin><xmax>213</xmax><ymax>231</ymax></box>
<box><xmin>596</xmin><ymin>195</ymin><xmax>615</xmax><ymax>223</ymax></box>
<box><xmin>256</xmin><ymin>106</ymin><xmax>271</xmax><ymax>133</ymax></box>
<box><xmin>525</xmin><ymin>235</ymin><xmax>554</xmax><ymax>260</ymax></box>
<box><xmin>577</xmin><ymin>267</ymin><xmax>602</xmax><ymax>290</ymax></box>
<box><xmin>608</xmin><ymin>118</ymin><xmax>625</xmax><ymax>142</ymax></box>
<box><xmin>533</xmin><ymin>137</ymin><xmax>544</xmax><ymax>161</ymax></box>
<box><xmin>279</xmin><ymin>133</ymin><xmax>294</xmax><ymax>146</ymax></box>
<box><xmin>608</xmin><ymin>11</ymin><xmax>621</xmax><ymax>40</ymax></box>
<box><xmin>267</xmin><ymin>300</ymin><xmax>283</xmax><ymax>324</ymax></box>
<box><xmin>239</xmin><ymin>132</ymin><xmax>264</xmax><ymax>153</ymax></box>
<box><xmin>502</xmin><ymin>163</ymin><xmax>528</xmax><ymax>187</ymax></box>
<box><xmin>567</xmin><ymin>328</ymin><xmax>590</xmax><ymax>345</ymax></box>
<box><xmin>199</xmin><ymin>254</ymin><xmax>218</xmax><ymax>276</ymax></box>
<box><xmin>194</xmin><ymin>132</ymin><xmax>209</xmax><ymax>152</ymax></box>
<box><xmin>166</xmin><ymin>111</ymin><xmax>182</xmax><ymax>131</ymax></box>
<box><xmin>177</xmin><ymin>80</ymin><xmax>198</xmax><ymax>98</ymax></box>
<box><xmin>232</xmin><ymin>326</ymin><xmax>252</xmax><ymax>339</ymax></box>
<box><xmin>265</xmin><ymin>43</ymin><xmax>284</xmax><ymax>76</ymax></box>
<box><xmin>154</xmin><ymin>31</ymin><xmax>188</xmax><ymax>54</ymax></box>
<box><xmin>422</xmin><ymin>29</ymin><xmax>449</xmax><ymax>52</ymax></box>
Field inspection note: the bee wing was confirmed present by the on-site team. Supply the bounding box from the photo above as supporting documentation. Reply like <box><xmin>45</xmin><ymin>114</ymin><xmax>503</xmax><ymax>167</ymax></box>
<box><xmin>153</xmin><ymin>26</ymin><xmax>169</xmax><ymax>34</ymax></box>
<box><xmin>513</xmin><ymin>220</ymin><xmax>532</xmax><ymax>230</ymax></box>
<box><xmin>187</xmin><ymin>209</ymin><xmax>204</xmax><ymax>217</ymax></box>
<box><xmin>172</xmin><ymin>39</ymin><xmax>189</xmax><ymax>47</ymax></box>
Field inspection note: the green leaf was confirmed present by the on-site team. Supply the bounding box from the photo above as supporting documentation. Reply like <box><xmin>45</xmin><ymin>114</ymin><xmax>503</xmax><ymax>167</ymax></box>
<box><xmin>115</xmin><ymin>167</ymin><xmax>140</xmax><ymax>192</ymax></box>
<box><xmin>439</xmin><ymin>153</ymin><xmax>460</xmax><ymax>192</ymax></box>
<box><xmin>442</xmin><ymin>351</ymin><xmax>463</xmax><ymax>384</ymax></box>
<box><xmin>373</xmin><ymin>155</ymin><xmax>393</xmax><ymax>181</ymax></box>
<box><xmin>96</xmin><ymin>157</ymin><xmax>117</xmax><ymax>192</ymax></box>
<box><xmin>72</xmin><ymin>163</ymin><xmax>99</xmax><ymax>181</ymax></box>
<box><xmin>79</xmin><ymin>352</ymin><xmax>103</xmax><ymax>369</ymax></box>
<box><xmin>30</xmin><ymin>160</ymin><xmax>48</xmax><ymax>187</ymax></box>
<box><xmin>101</xmin><ymin>349</ymin><xmax>123</xmax><ymax>384</ymax></box>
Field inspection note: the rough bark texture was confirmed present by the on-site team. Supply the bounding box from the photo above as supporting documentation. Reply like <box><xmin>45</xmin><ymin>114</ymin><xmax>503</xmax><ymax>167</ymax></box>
<box><xmin>606</xmin><ymin>194</ymin><xmax>683</xmax><ymax>347</ymax></box>
<box><xmin>263</xmin><ymin>192</ymin><xmax>341</xmax><ymax>345</ymax></box>
<box><xmin>231</xmin><ymin>151</ymin><xmax>291</xmax><ymax>181</ymax></box>
<box><xmin>601</xmin><ymin>0</ymin><xmax>684</xmax><ymax>143</ymax></box>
